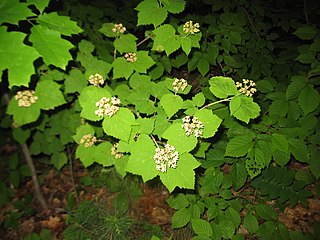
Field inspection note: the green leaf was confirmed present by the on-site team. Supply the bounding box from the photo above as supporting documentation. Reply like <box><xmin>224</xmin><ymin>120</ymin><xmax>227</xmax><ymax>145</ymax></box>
<box><xmin>99</xmin><ymin>23</ymin><xmax>117</xmax><ymax>37</ymax></box>
<box><xmin>64</xmin><ymin>68</ymin><xmax>88</xmax><ymax>94</ymax></box>
<box><xmin>112</xmin><ymin>57</ymin><xmax>134</xmax><ymax>79</ymax></box>
<box><xmin>7</xmin><ymin>98</ymin><xmax>41</xmax><ymax>126</ymax></box>
<box><xmin>194</xmin><ymin>109</ymin><xmax>222</xmax><ymax>138</ymax></box>
<box><xmin>197</xmin><ymin>57</ymin><xmax>210</xmax><ymax>76</ymax></box>
<box><xmin>230</xmin><ymin>162</ymin><xmax>247</xmax><ymax>190</ymax></box>
<box><xmin>0</xmin><ymin>27</ymin><xmax>40</xmax><ymax>88</ymax></box>
<box><xmin>78</xmin><ymin>86</ymin><xmax>112</xmax><ymax>121</ymax></box>
<box><xmin>162</xmin><ymin>123</ymin><xmax>198</xmax><ymax>153</ymax></box>
<box><xmin>114</xmin><ymin>34</ymin><xmax>137</xmax><ymax>54</ymax></box>
<box><xmin>288</xmin><ymin>138</ymin><xmax>309</xmax><ymax>163</ymax></box>
<box><xmin>37</xmin><ymin>12</ymin><xmax>83</xmax><ymax>36</ymax></box>
<box><xmin>271</xmin><ymin>133</ymin><xmax>288</xmax><ymax>152</ymax></box>
<box><xmin>160</xmin><ymin>94</ymin><xmax>183</xmax><ymax>118</ymax></box>
<box><xmin>219</xmin><ymin>220</ymin><xmax>235</xmax><ymax>239</ymax></box>
<box><xmin>192</xmin><ymin>219</ymin><xmax>213</xmax><ymax>237</ymax></box>
<box><xmin>209</xmin><ymin>76</ymin><xmax>238</xmax><ymax>98</ymax></box>
<box><xmin>167</xmin><ymin>194</ymin><xmax>189</xmax><ymax>210</ymax></box>
<box><xmin>293</xmin><ymin>26</ymin><xmax>317</xmax><ymax>40</ymax></box>
<box><xmin>286</xmin><ymin>75</ymin><xmax>308</xmax><ymax>100</ymax></box>
<box><xmin>160</xmin><ymin>153</ymin><xmax>200</xmax><ymax>192</ymax></box>
<box><xmin>27</xmin><ymin>0</ymin><xmax>50</xmax><ymax>13</ymax></box>
<box><xmin>230</xmin><ymin>95</ymin><xmax>260</xmax><ymax>124</ymax></box>
<box><xmin>298</xmin><ymin>85</ymin><xmax>320</xmax><ymax>115</ymax></box>
<box><xmin>171</xmin><ymin>207</ymin><xmax>191</xmax><ymax>228</ymax></box>
<box><xmin>29</xmin><ymin>25</ymin><xmax>74</xmax><ymax>69</ymax></box>
<box><xmin>136</xmin><ymin>0</ymin><xmax>168</xmax><ymax>27</ymax></box>
<box><xmin>0</xmin><ymin>0</ymin><xmax>35</xmax><ymax>25</ymax></box>
<box><xmin>126</xmin><ymin>134</ymin><xmax>158</xmax><ymax>181</ymax></box>
<box><xmin>225</xmin><ymin>207</ymin><xmax>241</xmax><ymax>229</ymax></box>
<box><xmin>12</xmin><ymin>128</ymin><xmax>31</xmax><ymax>145</ymax></box>
<box><xmin>35</xmin><ymin>80</ymin><xmax>66</xmax><ymax>110</ymax></box>
<box><xmin>180</xmin><ymin>37</ymin><xmax>192</xmax><ymax>55</ymax></box>
<box><xmin>132</xmin><ymin>51</ymin><xmax>155</xmax><ymax>73</ymax></box>
<box><xmin>255</xmin><ymin>204</ymin><xmax>277</xmax><ymax>221</ymax></box>
<box><xmin>152</xmin><ymin>24</ymin><xmax>180</xmax><ymax>55</ymax></box>
<box><xmin>51</xmin><ymin>152</ymin><xmax>68</xmax><ymax>170</ymax></box>
<box><xmin>273</xmin><ymin>150</ymin><xmax>291</xmax><ymax>167</ymax></box>
<box><xmin>192</xmin><ymin>93</ymin><xmax>205</xmax><ymax>107</ymax></box>
<box><xmin>73</xmin><ymin>124</ymin><xmax>95</xmax><ymax>144</ymax></box>
<box><xmin>102</xmin><ymin>108</ymin><xmax>136</xmax><ymax>142</ymax></box>
<box><xmin>163</xmin><ymin>0</ymin><xmax>185</xmax><ymax>13</ymax></box>
<box><xmin>244</xmin><ymin>212</ymin><xmax>259</xmax><ymax>234</ymax></box>
<box><xmin>225</xmin><ymin>135</ymin><xmax>253</xmax><ymax>157</ymax></box>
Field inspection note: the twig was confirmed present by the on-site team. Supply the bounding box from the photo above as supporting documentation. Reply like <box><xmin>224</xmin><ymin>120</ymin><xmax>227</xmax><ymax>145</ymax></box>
<box><xmin>21</xmin><ymin>143</ymin><xmax>48</xmax><ymax>211</ymax></box>
<box><xmin>200</xmin><ymin>97</ymin><xmax>233</xmax><ymax>110</ymax></box>
<box><xmin>2</xmin><ymin>93</ymin><xmax>48</xmax><ymax>211</ymax></box>
<box><xmin>218</xmin><ymin>62</ymin><xmax>226</xmax><ymax>76</ymax></box>
<box><xmin>67</xmin><ymin>146</ymin><xmax>79</xmax><ymax>202</ymax></box>
<box><xmin>304</xmin><ymin>0</ymin><xmax>309</xmax><ymax>24</ymax></box>
<box><xmin>240</xmin><ymin>4</ymin><xmax>261</xmax><ymax>38</ymax></box>
<box><xmin>136</xmin><ymin>34</ymin><xmax>153</xmax><ymax>47</ymax></box>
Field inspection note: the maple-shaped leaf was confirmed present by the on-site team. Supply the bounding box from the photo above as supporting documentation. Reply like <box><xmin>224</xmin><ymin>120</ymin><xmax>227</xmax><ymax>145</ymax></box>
<box><xmin>27</xmin><ymin>0</ymin><xmax>50</xmax><ymax>13</ymax></box>
<box><xmin>194</xmin><ymin>109</ymin><xmax>222</xmax><ymax>138</ymax></box>
<box><xmin>160</xmin><ymin>153</ymin><xmax>200</xmax><ymax>192</ymax></box>
<box><xmin>78</xmin><ymin>86</ymin><xmax>112</xmax><ymax>121</ymax></box>
<box><xmin>29</xmin><ymin>25</ymin><xmax>74</xmax><ymax>69</ymax></box>
<box><xmin>0</xmin><ymin>0</ymin><xmax>35</xmax><ymax>25</ymax></box>
<box><xmin>35</xmin><ymin>80</ymin><xmax>66</xmax><ymax>110</ymax></box>
<box><xmin>37</xmin><ymin>12</ymin><xmax>83</xmax><ymax>36</ymax></box>
<box><xmin>162</xmin><ymin>123</ymin><xmax>198</xmax><ymax>153</ymax></box>
<box><xmin>114</xmin><ymin>34</ymin><xmax>137</xmax><ymax>54</ymax></box>
<box><xmin>7</xmin><ymin>99</ymin><xmax>41</xmax><ymax>126</ymax></box>
<box><xmin>160</xmin><ymin>94</ymin><xmax>184</xmax><ymax>118</ymax></box>
<box><xmin>230</xmin><ymin>95</ymin><xmax>260</xmax><ymax>124</ymax></box>
<box><xmin>126</xmin><ymin>134</ymin><xmax>159</xmax><ymax>181</ymax></box>
<box><xmin>163</xmin><ymin>0</ymin><xmax>185</xmax><ymax>13</ymax></box>
<box><xmin>113</xmin><ymin>57</ymin><xmax>135</xmax><ymax>79</ymax></box>
<box><xmin>135</xmin><ymin>0</ymin><xmax>168</xmax><ymax>27</ymax></box>
<box><xmin>132</xmin><ymin>51</ymin><xmax>155</xmax><ymax>73</ymax></box>
<box><xmin>152</xmin><ymin>25</ymin><xmax>180</xmax><ymax>55</ymax></box>
<box><xmin>0</xmin><ymin>27</ymin><xmax>40</xmax><ymax>88</ymax></box>
<box><xmin>102</xmin><ymin>108</ymin><xmax>136</xmax><ymax>142</ymax></box>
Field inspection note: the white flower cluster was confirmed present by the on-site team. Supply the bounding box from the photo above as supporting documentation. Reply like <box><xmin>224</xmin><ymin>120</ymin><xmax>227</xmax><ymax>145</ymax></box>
<box><xmin>172</xmin><ymin>78</ymin><xmax>188</xmax><ymax>92</ymax></box>
<box><xmin>124</xmin><ymin>52</ymin><xmax>137</xmax><ymax>63</ymax></box>
<box><xmin>183</xmin><ymin>20</ymin><xmax>200</xmax><ymax>35</ymax></box>
<box><xmin>182</xmin><ymin>116</ymin><xmax>204</xmax><ymax>138</ymax></box>
<box><xmin>112</xmin><ymin>23</ymin><xmax>126</xmax><ymax>34</ymax></box>
<box><xmin>88</xmin><ymin>73</ymin><xmax>104</xmax><ymax>86</ymax></box>
<box><xmin>236</xmin><ymin>79</ymin><xmax>257</xmax><ymax>97</ymax></box>
<box><xmin>95</xmin><ymin>96</ymin><xmax>121</xmax><ymax>117</ymax></box>
<box><xmin>15</xmin><ymin>90</ymin><xmax>38</xmax><ymax>107</ymax></box>
<box><xmin>111</xmin><ymin>142</ymin><xmax>123</xmax><ymax>159</ymax></box>
<box><xmin>154</xmin><ymin>144</ymin><xmax>179</xmax><ymax>173</ymax></box>
<box><xmin>80</xmin><ymin>134</ymin><xmax>97</xmax><ymax>148</ymax></box>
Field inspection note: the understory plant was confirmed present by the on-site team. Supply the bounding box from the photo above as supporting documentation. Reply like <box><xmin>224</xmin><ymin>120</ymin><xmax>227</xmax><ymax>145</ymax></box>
<box><xmin>0</xmin><ymin>0</ymin><xmax>319</xmax><ymax>239</ymax></box>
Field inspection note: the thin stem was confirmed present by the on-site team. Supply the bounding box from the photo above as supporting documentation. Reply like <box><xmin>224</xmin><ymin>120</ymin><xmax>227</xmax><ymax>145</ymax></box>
<box><xmin>200</xmin><ymin>97</ymin><xmax>233</xmax><ymax>110</ymax></box>
<box><xmin>150</xmin><ymin>134</ymin><xmax>160</xmax><ymax>148</ymax></box>
<box><xmin>21</xmin><ymin>143</ymin><xmax>48</xmax><ymax>211</ymax></box>
<box><xmin>113</xmin><ymin>48</ymin><xmax>117</xmax><ymax>61</ymax></box>
<box><xmin>218</xmin><ymin>62</ymin><xmax>226</xmax><ymax>76</ymax></box>
<box><xmin>67</xmin><ymin>146</ymin><xmax>79</xmax><ymax>203</ymax></box>
<box><xmin>136</xmin><ymin>34</ymin><xmax>153</xmax><ymax>47</ymax></box>
<box><xmin>240</xmin><ymin>4</ymin><xmax>260</xmax><ymax>38</ymax></box>
<box><xmin>2</xmin><ymin>93</ymin><xmax>48</xmax><ymax>211</ymax></box>
<box><xmin>304</xmin><ymin>0</ymin><xmax>309</xmax><ymax>24</ymax></box>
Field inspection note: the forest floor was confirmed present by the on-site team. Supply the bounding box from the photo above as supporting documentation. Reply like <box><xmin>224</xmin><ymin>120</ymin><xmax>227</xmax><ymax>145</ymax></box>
<box><xmin>0</xmin><ymin>159</ymin><xmax>320</xmax><ymax>239</ymax></box>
